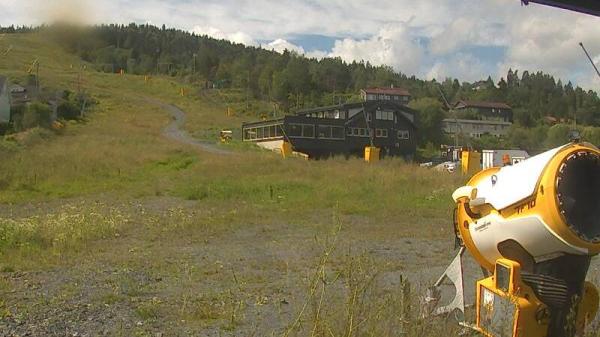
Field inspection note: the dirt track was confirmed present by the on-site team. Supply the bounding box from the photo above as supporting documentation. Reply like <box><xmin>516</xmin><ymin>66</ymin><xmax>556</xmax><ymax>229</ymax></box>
<box><xmin>154</xmin><ymin>99</ymin><xmax>233</xmax><ymax>155</ymax></box>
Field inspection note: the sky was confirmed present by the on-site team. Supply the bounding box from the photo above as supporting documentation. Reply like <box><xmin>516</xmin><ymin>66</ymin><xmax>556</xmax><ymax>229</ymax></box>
<box><xmin>1</xmin><ymin>0</ymin><xmax>600</xmax><ymax>90</ymax></box>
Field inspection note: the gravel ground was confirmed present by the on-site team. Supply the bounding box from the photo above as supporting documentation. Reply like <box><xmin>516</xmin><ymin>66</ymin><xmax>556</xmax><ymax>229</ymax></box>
<box><xmin>0</xmin><ymin>197</ymin><xmax>473</xmax><ymax>337</ymax></box>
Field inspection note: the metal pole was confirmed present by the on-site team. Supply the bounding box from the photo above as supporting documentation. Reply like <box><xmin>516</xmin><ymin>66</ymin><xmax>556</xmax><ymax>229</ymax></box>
<box><xmin>36</xmin><ymin>61</ymin><xmax>40</xmax><ymax>92</ymax></box>
<box><xmin>579</xmin><ymin>42</ymin><xmax>600</xmax><ymax>81</ymax></box>
<box><xmin>437</xmin><ymin>86</ymin><xmax>459</xmax><ymax>149</ymax></box>
<box><xmin>193</xmin><ymin>53</ymin><xmax>197</xmax><ymax>75</ymax></box>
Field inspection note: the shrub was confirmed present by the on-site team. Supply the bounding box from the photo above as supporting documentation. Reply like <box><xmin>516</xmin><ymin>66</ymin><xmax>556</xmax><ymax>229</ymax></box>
<box><xmin>21</xmin><ymin>102</ymin><xmax>53</xmax><ymax>129</ymax></box>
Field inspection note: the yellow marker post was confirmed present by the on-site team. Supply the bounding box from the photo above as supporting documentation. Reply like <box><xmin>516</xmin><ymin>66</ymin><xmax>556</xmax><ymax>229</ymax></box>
<box><xmin>461</xmin><ymin>150</ymin><xmax>481</xmax><ymax>175</ymax></box>
<box><xmin>364</xmin><ymin>146</ymin><xmax>380</xmax><ymax>163</ymax></box>
<box><xmin>281</xmin><ymin>142</ymin><xmax>293</xmax><ymax>158</ymax></box>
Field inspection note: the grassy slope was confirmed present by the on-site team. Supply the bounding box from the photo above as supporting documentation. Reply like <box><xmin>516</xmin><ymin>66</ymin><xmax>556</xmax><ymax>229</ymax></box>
<box><xmin>0</xmin><ymin>33</ymin><xmax>476</xmax><ymax>336</ymax></box>
<box><xmin>0</xmin><ymin>33</ymin><xmax>462</xmax><ymax>220</ymax></box>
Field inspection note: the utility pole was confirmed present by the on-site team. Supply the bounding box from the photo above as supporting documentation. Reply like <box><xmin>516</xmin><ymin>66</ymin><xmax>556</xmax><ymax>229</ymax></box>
<box><xmin>246</xmin><ymin>70</ymin><xmax>250</xmax><ymax>110</ymax></box>
<box><xmin>35</xmin><ymin>61</ymin><xmax>40</xmax><ymax>92</ymax></box>
<box><xmin>156</xmin><ymin>48</ymin><xmax>161</xmax><ymax>74</ymax></box>
<box><xmin>193</xmin><ymin>53</ymin><xmax>197</xmax><ymax>75</ymax></box>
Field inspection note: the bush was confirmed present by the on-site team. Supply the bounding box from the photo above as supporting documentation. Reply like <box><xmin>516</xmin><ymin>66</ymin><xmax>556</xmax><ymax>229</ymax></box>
<box><xmin>21</xmin><ymin>102</ymin><xmax>53</xmax><ymax>129</ymax></box>
<box><xmin>582</xmin><ymin>126</ymin><xmax>600</xmax><ymax>147</ymax></box>
<box><xmin>546</xmin><ymin>124</ymin><xmax>573</xmax><ymax>148</ymax></box>
<box><xmin>57</xmin><ymin>90</ymin><xmax>85</xmax><ymax>120</ymax></box>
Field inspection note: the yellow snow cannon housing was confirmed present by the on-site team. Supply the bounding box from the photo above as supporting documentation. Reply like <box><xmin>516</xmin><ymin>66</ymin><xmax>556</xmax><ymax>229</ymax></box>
<box><xmin>453</xmin><ymin>142</ymin><xmax>600</xmax><ymax>337</ymax></box>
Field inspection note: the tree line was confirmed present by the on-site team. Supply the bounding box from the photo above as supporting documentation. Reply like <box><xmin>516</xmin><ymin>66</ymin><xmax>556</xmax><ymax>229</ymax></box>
<box><xmin>3</xmin><ymin>23</ymin><xmax>600</xmax><ymax>151</ymax></box>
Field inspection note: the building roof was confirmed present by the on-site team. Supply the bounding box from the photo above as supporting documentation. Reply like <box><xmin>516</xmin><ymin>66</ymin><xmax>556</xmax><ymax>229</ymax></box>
<box><xmin>454</xmin><ymin>100</ymin><xmax>512</xmax><ymax>110</ymax></box>
<box><xmin>361</xmin><ymin>87</ymin><xmax>411</xmax><ymax>96</ymax></box>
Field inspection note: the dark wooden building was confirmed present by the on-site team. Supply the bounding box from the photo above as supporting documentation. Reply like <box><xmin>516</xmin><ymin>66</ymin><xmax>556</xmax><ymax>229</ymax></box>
<box><xmin>360</xmin><ymin>87</ymin><xmax>411</xmax><ymax>105</ymax></box>
<box><xmin>242</xmin><ymin>100</ymin><xmax>418</xmax><ymax>159</ymax></box>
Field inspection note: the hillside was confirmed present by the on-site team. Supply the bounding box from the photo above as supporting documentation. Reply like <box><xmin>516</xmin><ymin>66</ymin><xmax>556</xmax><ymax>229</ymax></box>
<box><xmin>0</xmin><ymin>32</ymin><xmax>478</xmax><ymax>336</ymax></box>
<box><xmin>1</xmin><ymin>31</ymin><xmax>600</xmax><ymax>337</ymax></box>
<box><xmin>4</xmin><ymin>24</ymin><xmax>600</xmax><ymax>153</ymax></box>
<box><xmin>7</xmin><ymin>24</ymin><xmax>596</xmax><ymax>123</ymax></box>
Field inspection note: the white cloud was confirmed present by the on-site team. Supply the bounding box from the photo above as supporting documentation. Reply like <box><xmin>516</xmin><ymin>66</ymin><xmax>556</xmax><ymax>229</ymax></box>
<box><xmin>265</xmin><ymin>38</ymin><xmax>305</xmax><ymax>54</ymax></box>
<box><xmin>329</xmin><ymin>24</ymin><xmax>424</xmax><ymax>76</ymax></box>
<box><xmin>498</xmin><ymin>12</ymin><xmax>600</xmax><ymax>90</ymax></box>
<box><xmin>427</xmin><ymin>53</ymin><xmax>488</xmax><ymax>82</ymax></box>
<box><xmin>429</xmin><ymin>17</ymin><xmax>507</xmax><ymax>55</ymax></box>
<box><xmin>191</xmin><ymin>25</ymin><xmax>256</xmax><ymax>46</ymax></box>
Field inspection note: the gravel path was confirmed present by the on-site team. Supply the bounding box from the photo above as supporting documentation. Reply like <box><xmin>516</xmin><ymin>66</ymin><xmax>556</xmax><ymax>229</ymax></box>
<box><xmin>151</xmin><ymin>99</ymin><xmax>233</xmax><ymax>155</ymax></box>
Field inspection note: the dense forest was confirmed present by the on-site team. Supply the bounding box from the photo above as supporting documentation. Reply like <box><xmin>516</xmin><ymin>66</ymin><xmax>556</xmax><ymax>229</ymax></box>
<box><xmin>2</xmin><ymin>23</ymin><xmax>600</xmax><ymax>151</ymax></box>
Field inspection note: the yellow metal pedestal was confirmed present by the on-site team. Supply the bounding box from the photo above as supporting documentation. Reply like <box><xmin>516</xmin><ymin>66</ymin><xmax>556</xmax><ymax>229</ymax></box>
<box><xmin>364</xmin><ymin>147</ymin><xmax>380</xmax><ymax>163</ymax></box>
<box><xmin>461</xmin><ymin>150</ymin><xmax>481</xmax><ymax>175</ymax></box>
<box><xmin>281</xmin><ymin>142</ymin><xmax>293</xmax><ymax>158</ymax></box>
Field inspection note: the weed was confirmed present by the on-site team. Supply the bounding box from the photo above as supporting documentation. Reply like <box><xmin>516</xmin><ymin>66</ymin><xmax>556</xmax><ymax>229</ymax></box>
<box><xmin>135</xmin><ymin>298</ymin><xmax>162</xmax><ymax>321</ymax></box>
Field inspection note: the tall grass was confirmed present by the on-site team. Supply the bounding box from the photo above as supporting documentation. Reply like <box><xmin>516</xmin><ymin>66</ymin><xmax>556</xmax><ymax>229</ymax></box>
<box><xmin>282</xmin><ymin>215</ymin><xmax>463</xmax><ymax>337</ymax></box>
<box><xmin>0</xmin><ymin>202</ymin><xmax>130</xmax><ymax>267</ymax></box>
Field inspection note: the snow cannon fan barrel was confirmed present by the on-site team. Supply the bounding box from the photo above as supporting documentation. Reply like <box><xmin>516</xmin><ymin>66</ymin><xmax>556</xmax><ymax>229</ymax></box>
<box><xmin>452</xmin><ymin>142</ymin><xmax>600</xmax><ymax>337</ymax></box>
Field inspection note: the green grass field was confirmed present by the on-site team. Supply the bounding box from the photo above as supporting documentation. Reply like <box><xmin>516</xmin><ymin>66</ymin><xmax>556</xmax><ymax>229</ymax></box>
<box><xmin>0</xmin><ymin>33</ymin><xmax>538</xmax><ymax>337</ymax></box>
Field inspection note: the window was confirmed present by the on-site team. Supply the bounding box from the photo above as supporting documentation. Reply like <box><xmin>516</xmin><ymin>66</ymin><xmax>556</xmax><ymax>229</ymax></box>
<box><xmin>332</xmin><ymin>126</ymin><xmax>344</xmax><ymax>139</ymax></box>
<box><xmin>376</xmin><ymin>129</ymin><xmax>388</xmax><ymax>138</ymax></box>
<box><xmin>303</xmin><ymin>124</ymin><xmax>314</xmax><ymax>138</ymax></box>
<box><xmin>398</xmin><ymin>130</ymin><xmax>410</xmax><ymax>140</ymax></box>
<box><xmin>244</xmin><ymin>129</ymin><xmax>256</xmax><ymax>141</ymax></box>
<box><xmin>289</xmin><ymin>123</ymin><xmax>315</xmax><ymax>138</ymax></box>
<box><xmin>347</xmin><ymin>128</ymin><xmax>372</xmax><ymax>138</ymax></box>
<box><xmin>375</xmin><ymin>110</ymin><xmax>394</xmax><ymax>120</ymax></box>
<box><xmin>243</xmin><ymin>124</ymin><xmax>285</xmax><ymax>141</ymax></box>
<box><xmin>318</xmin><ymin>125</ymin><xmax>345</xmax><ymax>140</ymax></box>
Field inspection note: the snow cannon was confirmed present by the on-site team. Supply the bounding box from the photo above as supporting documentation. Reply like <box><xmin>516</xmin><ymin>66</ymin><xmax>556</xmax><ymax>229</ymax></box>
<box><xmin>452</xmin><ymin>142</ymin><xmax>600</xmax><ymax>337</ymax></box>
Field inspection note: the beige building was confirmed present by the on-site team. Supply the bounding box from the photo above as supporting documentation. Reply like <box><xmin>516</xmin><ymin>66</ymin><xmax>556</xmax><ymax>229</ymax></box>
<box><xmin>443</xmin><ymin>118</ymin><xmax>512</xmax><ymax>138</ymax></box>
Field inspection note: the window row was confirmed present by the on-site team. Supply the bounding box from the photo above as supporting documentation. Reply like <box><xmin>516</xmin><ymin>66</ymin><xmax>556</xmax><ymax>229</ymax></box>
<box><xmin>372</xmin><ymin>94</ymin><xmax>410</xmax><ymax>102</ymax></box>
<box><xmin>318</xmin><ymin>125</ymin><xmax>345</xmax><ymax>139</ymax></box>
<box><xmin>347</xmin><ymin>127</ymin><xmax>372</xmax><ymax>138</ymax></box>
<box><xmin>289</xmin><ymin>124</ymin><xmax>345</xmax><ymax>140</ymax></box>
<box><xmin>306</xmin><ymin>110</ymin><xmax>347</xmax><ymax>120</ymax></box>
<box><xmin>375</xmin><ymin>110</ymin><xmax>394</xmax><ymax>121</ymax></box>
<box><xmin>243</xmin><ymin>124</ymin><xmax>284</xmax><ymax>141</ymax></box>
<box><xmin>244</xmin><ymin>124</ymin><xmax>411</xmax><ymax>141</ymax></box>
<box><xmin>289</xmin><ymin>123</ymin><xmax>315</xmax><ymax>138</ymax></box>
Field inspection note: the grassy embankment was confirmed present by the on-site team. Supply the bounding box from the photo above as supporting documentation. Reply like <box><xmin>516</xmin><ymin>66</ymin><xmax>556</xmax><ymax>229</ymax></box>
<box><xmin>0</xmin><ymin>33</ymin><xmax>473</xmax><ymax>336</ymax></box>
<box><xmin>0</xmin><ymin>32</ymin><xmax>463</xmax><ymax>237</ymax></box>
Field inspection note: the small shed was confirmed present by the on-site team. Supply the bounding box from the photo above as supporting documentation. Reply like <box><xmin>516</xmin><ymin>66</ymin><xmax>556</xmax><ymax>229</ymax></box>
<box><xmin>482</xmin><ymin>149</ymin><xmax>530</xmax><ymax>169</ymax></box>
